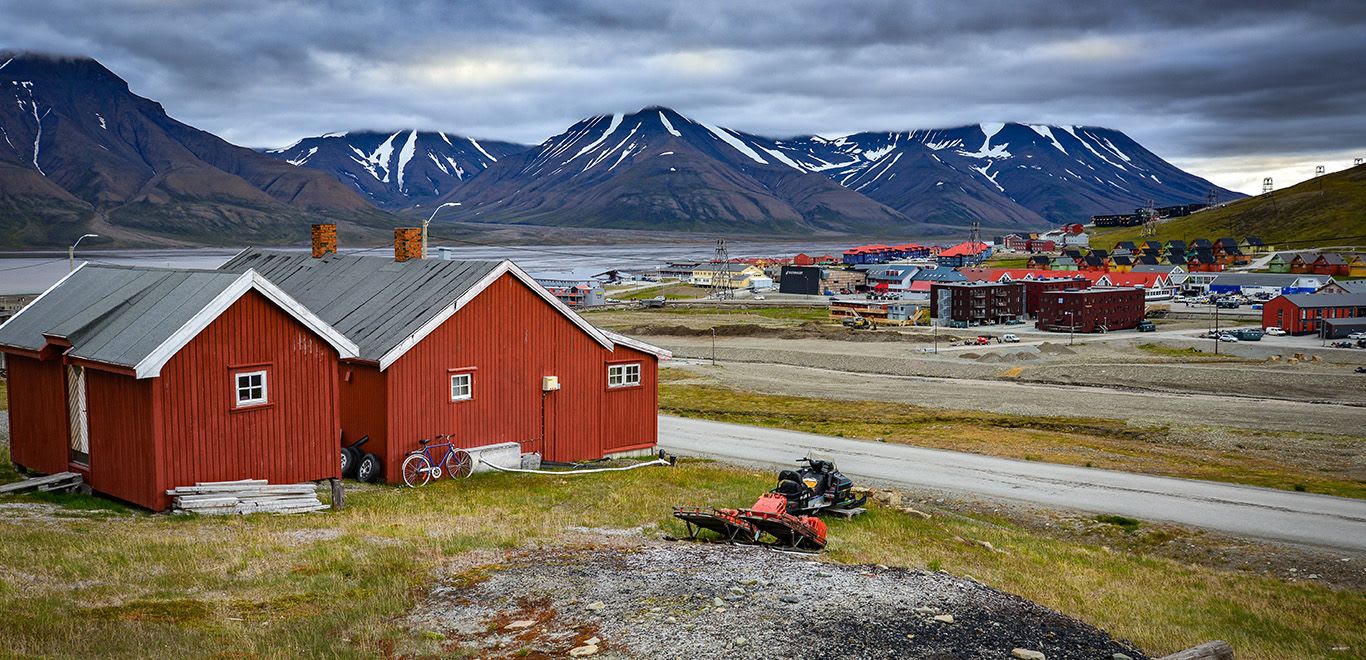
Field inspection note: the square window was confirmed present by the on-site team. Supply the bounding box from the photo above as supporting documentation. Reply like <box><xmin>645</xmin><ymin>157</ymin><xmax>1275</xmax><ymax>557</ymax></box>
<box><xmin>235</xmin><ymin>370</ymin><xmax>267</xmax><ymax>407</ymax></box>
<box><xmin>608</xmin><ymin>363</ymin><xmax>641</xmax><ymax>388</ymax></box>
<box><xmin>450</xmin><ymin>373</ymin><xmax>473</xmax><ymax>401</ymax></box>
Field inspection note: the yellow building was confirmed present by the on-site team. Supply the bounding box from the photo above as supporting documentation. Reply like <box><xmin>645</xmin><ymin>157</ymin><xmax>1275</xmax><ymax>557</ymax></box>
<box><xmin>689</xmin><ymin>263</ymin><xmax>765</xmax><ymax>288</ymax></box>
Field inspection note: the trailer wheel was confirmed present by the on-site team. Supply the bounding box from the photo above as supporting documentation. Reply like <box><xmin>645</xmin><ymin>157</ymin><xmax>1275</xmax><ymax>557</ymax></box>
<box><xmin>357</xmin><ymin>453</ymin><xmax>383</xmax><ymax>483</ymax></box>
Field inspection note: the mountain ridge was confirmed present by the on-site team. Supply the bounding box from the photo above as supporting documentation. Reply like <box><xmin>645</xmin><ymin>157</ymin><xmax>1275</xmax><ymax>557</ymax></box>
<box><xmin>0</xmin><ymin>52</ymin><xmax>394</xmax><ymax>248</ymax></box>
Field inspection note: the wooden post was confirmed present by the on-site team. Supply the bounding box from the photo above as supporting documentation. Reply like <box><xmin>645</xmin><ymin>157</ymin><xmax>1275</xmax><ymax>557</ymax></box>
<box><xmin>1158</xmin><ymin>640</ymin><xmax>1234</xmax><ymax>660</ymax></box>
<box><xmin>329</xmin><ymin>478</ymin><xmax>344</xmax><ymax>511</ymax></box>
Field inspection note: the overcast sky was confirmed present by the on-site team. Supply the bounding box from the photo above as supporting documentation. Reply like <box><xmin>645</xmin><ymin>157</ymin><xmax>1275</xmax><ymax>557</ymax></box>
<box><xmin>3</xmin><ymin>0</ymin><xmax>1363</xmax><ymax>194</ymax></box>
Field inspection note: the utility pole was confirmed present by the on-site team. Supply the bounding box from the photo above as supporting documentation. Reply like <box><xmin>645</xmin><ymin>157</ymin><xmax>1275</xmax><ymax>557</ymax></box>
<box><xmin>1316</xmin><ymin>165</ymin><xmax>1326</xmax><ymax>196</ymax></box>
<box><xmin>422</xmin><ymin>202</ymin><xmax>460</xmax><ymax>259</ymax></box>
<box><xmin>68</xmin><ymin>233</ymin><xmax>99</xmax><ymax>272</ymax></box>
<box><xmin>1213</xmin><ymin>301</ymin><xmax>1220</xmax><ymax>355</ymax></box>
<box><xmin>711</xmin><ymin>327</ymin><xmax>717</xmax><ymax>366</ymax></box>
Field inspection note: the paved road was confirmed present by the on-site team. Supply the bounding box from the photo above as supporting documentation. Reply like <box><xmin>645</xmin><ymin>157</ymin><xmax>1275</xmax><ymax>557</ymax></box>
<box><xmin>659</xmin><ymin>415</ymin><xmax>1366</xmax><ymax>554</ymax></box>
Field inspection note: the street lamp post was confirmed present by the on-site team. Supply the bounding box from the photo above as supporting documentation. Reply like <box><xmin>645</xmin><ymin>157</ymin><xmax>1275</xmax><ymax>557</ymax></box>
<box><xmin>711</xmin><ymin>327</ymin><xmax>717</xmax><ymax>366</ymax></box>
<box><xmin>422</xmin><ymin>202</ymin><xmax>460</xmax><ymax>259</ymax></box>
<box><xmin>1066</xmin><ymin>311</ymin><xmax>1075</xmax><ymax>345</ymax></box>
<box><xmin>68</xmin><ymin>233</ymin><xmax>99</xmax><ymax>272</ymax></box>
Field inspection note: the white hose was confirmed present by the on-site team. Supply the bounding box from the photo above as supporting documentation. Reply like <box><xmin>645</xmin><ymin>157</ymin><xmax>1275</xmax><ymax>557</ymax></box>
<box><xmin>477</xmin><ymin>457</ymin><xmax>673</xmax><ymax>475</ymax></box>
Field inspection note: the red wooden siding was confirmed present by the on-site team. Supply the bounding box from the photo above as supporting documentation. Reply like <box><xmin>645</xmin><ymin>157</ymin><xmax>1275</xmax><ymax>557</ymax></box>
<box><xmin>153</xmin><ymin>290</ymin><xmax>341</xmax><ymax>509</ymax></box>
<box><xmin>340</xmin><ymin>363</ymin><xmax>388</xmax><ymax>460</ymax></box>
<box><xmin>4</xmin><ymin>353</ymin><xmax>68</xmax><ymax>474</ymax></box>
<box><xmin>602</xmin><ymin>346</ymin><xmax>659</xmax><ymax>454</ymax></box>
<box><xmin>85</xmin><ymin>370</ymin><xmax>157</xmax><ymax>507</ymax></box>
<box><xmin>380</xmin><ymin>274</ymin><xmax>659</xmax><ymax>481</ymax></box>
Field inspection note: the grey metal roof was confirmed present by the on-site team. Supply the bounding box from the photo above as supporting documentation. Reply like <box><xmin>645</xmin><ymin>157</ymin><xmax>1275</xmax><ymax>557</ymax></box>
<box><xmin>1210</xmin><ymin>273</ymin><xmax>1325</xmax><ymax>287</ymax></box>
<box><xmin>221</xmin><ymin>250</ymin><xmax>502</xmax><ymax>362</ymax></box>
<box><xmin>0</xmin><ymin>265</ymin><xmax>244</xmax><ymax>369</ymax></box>
<box><xmin>1333</xmin><ymin>280</ymin><xmax>1366</xmax><ymax>294</ymax></box>
<box><xmin>1280</xmin><ymin>292</ymin><xmax>1366</xmax><ymax>307</ymax></box>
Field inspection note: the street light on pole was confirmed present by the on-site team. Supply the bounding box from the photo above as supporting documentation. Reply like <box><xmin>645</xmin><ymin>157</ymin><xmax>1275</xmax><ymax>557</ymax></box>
<box><xmin>422</xmin><ymin>202</ymin><xmax>460</xmax><ymax>259</ymax></box>
<box><xmin>68</xmin><ymin>233</ymin><xmax>98</xmax><ymax>272</ymax></box>
<box><xmin>1066</xmin><ymin>311</ymin><xmax>1075</xmax><ymax>345</ymax></box>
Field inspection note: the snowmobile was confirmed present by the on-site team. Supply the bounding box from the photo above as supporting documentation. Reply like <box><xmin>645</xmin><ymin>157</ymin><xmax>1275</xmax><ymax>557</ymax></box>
<box><xmin>673</xmin><ymin>456</ymin><xmax>866</xmax><ymax>552</ymax></box>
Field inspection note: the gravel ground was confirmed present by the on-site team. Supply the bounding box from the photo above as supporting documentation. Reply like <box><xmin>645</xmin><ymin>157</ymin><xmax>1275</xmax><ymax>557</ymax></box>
<box><xmin>0</xmin><ymin>410</ymin><xmax>9</xmax><ymax>450</ymax></box>
<box><xmin>409</xmin><ymin>541</ymin><xmax>1148</xmax><ymax>659</ymax></box>
<box><xmin>651</xmin><ymin>335</ymin><xmax>1366</xmax><ymax>405</ymax></box>
<box><xmin>663</xmin><ymin>358</ymin><xmax>1366</xmax><ymax>441</ymax></box>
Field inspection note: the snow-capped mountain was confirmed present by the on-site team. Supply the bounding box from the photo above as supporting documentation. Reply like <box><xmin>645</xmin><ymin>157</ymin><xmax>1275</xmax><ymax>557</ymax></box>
<box><xmin>764</xmin><ymin>123</ymin><xmax>1242</xmax><ymax>226</ymax></box>
<box><xmin>0</xmin><ymin>53</ymin><xmax>388</xmax><ymax>248</ymax></box>
<box><xmin>265</xmin><ymin>131</ymin><xmax>528</xmax><ymax>209</ymax></box>
<box><xmin>437</xmin><ymin>107</ymin><xmax>913</xmax><ymax>234</ymax></box>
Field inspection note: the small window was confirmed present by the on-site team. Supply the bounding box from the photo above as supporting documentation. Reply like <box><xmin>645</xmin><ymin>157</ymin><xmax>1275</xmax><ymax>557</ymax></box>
<box><xmin>450</xmin><ymin>373</ymin><xmax>473</xmax><ymax>401</ymax></box>
<box><xmin>235</xmin><ymin>370</ymin><xmax>267</xmax><ymax>407</ymax></box>
<box><xmin>608</xmin><ymin>363</ymin><xmax>641</xmax><ymax>388</ymax></box>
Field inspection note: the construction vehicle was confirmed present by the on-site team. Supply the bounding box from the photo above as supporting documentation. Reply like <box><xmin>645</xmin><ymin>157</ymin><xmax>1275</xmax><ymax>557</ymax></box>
<box><xmin>841</xmin><ymin>311</ymin><xmax>875</xmax><ymax>330</ymax></box>
<box><xmin>673</xmin><ymin>456</ymin><xmax>866</xmax><ymax>551</ymax></box>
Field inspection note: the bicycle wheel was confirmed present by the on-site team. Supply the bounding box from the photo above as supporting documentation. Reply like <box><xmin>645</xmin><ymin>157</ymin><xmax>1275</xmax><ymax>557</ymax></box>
<box><xmin>401</xmin><ymin>453</ymin><xmax>432</xmax><ymax>488</ymax></box>
<box><xmin>448</xmin><ymin>449</ymin><xmax>475</xmax><ymax>478</ymax></box>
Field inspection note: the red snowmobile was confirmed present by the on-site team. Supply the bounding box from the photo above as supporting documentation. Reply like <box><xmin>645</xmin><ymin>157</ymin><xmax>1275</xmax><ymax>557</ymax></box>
<box><xmin>673</xmin><ymin>457</ymin><xmax>866</xmax><ymax>551</ymax></box>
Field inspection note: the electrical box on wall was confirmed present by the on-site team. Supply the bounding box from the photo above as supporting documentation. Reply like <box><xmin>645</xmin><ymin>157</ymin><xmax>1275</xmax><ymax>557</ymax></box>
<box><xmin>541</xmin><ymin>375</ymin><xmax>560</xmax><ymax>391</ymax></box>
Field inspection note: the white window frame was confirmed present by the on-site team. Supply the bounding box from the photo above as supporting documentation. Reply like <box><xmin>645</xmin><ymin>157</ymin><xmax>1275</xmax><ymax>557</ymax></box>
<box><xmin>450</xmin><ymin>372</ymin><xmax>473</xmax><ymax>402</ymax></box>
<box><xmin>235</xmin><ymin>370</ymin><xmax>268</xmax><ymax>407</ymax></box>
<box><xmin>608</xmin><ymin>363</ymin><xmax>641</xmax><ymax>388</ymax></box>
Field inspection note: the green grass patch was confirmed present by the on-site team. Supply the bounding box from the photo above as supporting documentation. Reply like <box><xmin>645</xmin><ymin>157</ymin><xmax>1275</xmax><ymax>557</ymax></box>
<box><xmin>613</xmin><ymin>282</ymin><xmax>712</xmax><ymax>300</ymax></box>
<box><xmin>1095</xmin><ymin>514</ymin><xmax>1143</xmax><ymax>533</ymax></box>
<box><xmin>0</xmin><ymin>462</ymin><xmax>1361</xmax><ymax>658</ymax></box>
<box><xmin>985</xmin><ymin>255</ymin><xmax>1032</xmax><ymax>268</ymax></box>
<box><xmin>1136</xmin><ymin>343</ymin><xmax>1245</xmax><ymax>361</ymax></box>
<box><xmin>659</xmin><ymin>382</ymin><xmax>1366</xmax><ymax>499</ymax></box>
<box><xmin>1090</xmin><ymin>163</ymin><xmax>1366</xmax><ymax>247</ymax></box>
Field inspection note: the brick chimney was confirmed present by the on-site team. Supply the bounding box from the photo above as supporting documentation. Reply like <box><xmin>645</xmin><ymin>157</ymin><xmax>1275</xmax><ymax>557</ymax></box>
<box><xmin>394</xmin><ymin>227</ymin><xmax>423</xmax><ymax>262</ymax></box>
<box><xmin>310</xmin><ymin>223</ymin><xmax>337</xmax><ymax>258</ymax></box>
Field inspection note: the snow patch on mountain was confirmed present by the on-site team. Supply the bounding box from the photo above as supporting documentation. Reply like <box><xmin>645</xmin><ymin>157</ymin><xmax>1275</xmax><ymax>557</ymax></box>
<box><xmin>659</xmin><ymin>111</ymin><xmax>682</xmax><ymax>137</ymax></box>
<box><xmin>571</xmin><ymin>114</ymin><xmax>623</xmax><ymax>161</ymax></box>
<box><xmin>1026</xmin><ymin>124</ymin><xmax>1067</xmax><ymax>154</ymax></box>
<box><xmin>700</xmin><ymin>121</ymin><xmax>769</xmax><ymax>165</ymax></box>
<box><xmin>469</xmin><ymin>137</ymin><xmax>497</xmax><ymax>162</ymax></box>
<box><xmin>287</xmin><ymin>146</ymin><xmax>318</xmax><ymax>166</ymax></box>
<box><xmin>396</xmin><ymin>130</ymin><xmax>418</xmax><ymax>191</ymax></box>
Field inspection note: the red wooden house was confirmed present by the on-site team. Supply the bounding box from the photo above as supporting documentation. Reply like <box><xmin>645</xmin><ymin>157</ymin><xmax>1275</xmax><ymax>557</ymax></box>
<box><xmin>0</xmin><ymin>266</ymin><xmax>357</xmax><ymax>510</ymax></box>
<box><xmin>1261</xmin><ymin>293</ymin><xmax>1366</xmax><ymax>335</ymax></box>
<box><xmin>221</xmin><ymin>248</ymin><xmax>669</xmax><ymax>483</ymax></box>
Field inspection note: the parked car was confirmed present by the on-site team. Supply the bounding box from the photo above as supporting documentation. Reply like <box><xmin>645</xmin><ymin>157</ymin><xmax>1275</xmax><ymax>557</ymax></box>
<box><xmin>753</xmin><ymin>295</ymin><xmax>766</xmax><ymax>300</ymax></box>
<box><xmin>1136</xmin><ymin>321</ymin><xmax>1156</xmax><ymax>332</ymax></box>
<box><xmin>1216</xmin><ymin>300</ymin><xmax>1240</xmax><ymax>309</ymax></box>
<box><xmin>1219</xmin><ymin>333</ymin><xmax>1239</xmax><ymax>342</ymax></box>
<box><xmin>1348</xmin><ymin>332</ymin><xmax>1366</xmax><ymax>340</ymax></box>
<box><xmin>1264</xmin><ymin>327</ymin><xmax>1286</xmax><ymax>336</ymax></box>
<box><xmin>1002</xmin><ymin>333</ymin><xmax>1020</xmax><ymax>343</ymax></box>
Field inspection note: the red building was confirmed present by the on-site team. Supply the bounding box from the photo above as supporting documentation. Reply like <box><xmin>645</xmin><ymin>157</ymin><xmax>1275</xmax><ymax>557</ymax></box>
<box><xmin>929</xmin><ymin>282</ymin><xmax>1024</xmax><ymax>325</ymax></box>
<box><xmin>223</xmin><ymin>247</ymin><xmax>669</xmax><ymax>483</ymax></box>
<box><xmin>1261</xmin><ymin>293</ymin><xmax>1366</xmax><ymax>335</ymax></box>
<box><xmin>1036</xmin><ymin>287</ymin><xmax>1146</xmax><ymax>333</ymax></box>
<box><xmin>1020</xmin><ymin>278</ymin><xmax>1091</xmax><ymax>317</ymax></box>
<box><xmin>0</xmin><ymin>266</ymin><xmax>357</xmax><ymax>510</ymax></box>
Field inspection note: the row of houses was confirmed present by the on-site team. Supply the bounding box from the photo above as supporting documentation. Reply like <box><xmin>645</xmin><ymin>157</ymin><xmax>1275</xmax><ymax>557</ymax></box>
<box><xmin>0</xmin><ymin>226</ymin><xmax>668</xmax><ymax>511</ymax></box>
<box><xmin>1262</xmin><ymin>251</ymin><xmax>1365</xmax><ymax>277</ymax></box>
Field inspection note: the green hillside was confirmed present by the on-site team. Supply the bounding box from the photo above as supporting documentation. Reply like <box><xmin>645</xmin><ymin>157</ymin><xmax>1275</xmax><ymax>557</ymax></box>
<box><xmin>1090</xmin><ymin>163</ymin><xmax>1366</xmax><ymax>248</ymax></box>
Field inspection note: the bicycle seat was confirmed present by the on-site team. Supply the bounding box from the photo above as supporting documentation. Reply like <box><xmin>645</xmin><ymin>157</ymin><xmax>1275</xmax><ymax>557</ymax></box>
<box><xmin>418</xmin><ymin>437</ymin><xmax>432</xmax><ymax>446</ymax></box>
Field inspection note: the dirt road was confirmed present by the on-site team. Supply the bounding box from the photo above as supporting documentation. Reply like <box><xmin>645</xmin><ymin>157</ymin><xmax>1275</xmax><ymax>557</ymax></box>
<box><xmin>660</xmin><ymin>416</ymin><xmax>1366</xmax><ymax>553</ymax></box>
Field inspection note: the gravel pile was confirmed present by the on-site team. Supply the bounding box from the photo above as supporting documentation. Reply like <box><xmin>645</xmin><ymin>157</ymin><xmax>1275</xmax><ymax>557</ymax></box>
<box><xmin>409</xmin><ymin>542</ymin><xmax>1147</xmax><ymax>659</ymax></box>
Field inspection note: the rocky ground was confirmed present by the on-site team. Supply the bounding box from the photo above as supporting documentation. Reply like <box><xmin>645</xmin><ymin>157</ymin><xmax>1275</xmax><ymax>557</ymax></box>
<box><xmin>408</xmin><ymin>541</ymin><xmax>1148</xmax><ymax>659</ymax></box>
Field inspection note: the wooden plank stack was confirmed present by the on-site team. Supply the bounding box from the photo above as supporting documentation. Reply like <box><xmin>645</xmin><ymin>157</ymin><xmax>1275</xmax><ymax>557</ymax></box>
<box><xmin>166</xmin><ymin>479</ymin><xmax>325</xmax><ymax>515</ymax></box>
<box><xmin>0</xmin><ymin>472</ymin><xmax>84</xmax><ymax>495</ymax></box>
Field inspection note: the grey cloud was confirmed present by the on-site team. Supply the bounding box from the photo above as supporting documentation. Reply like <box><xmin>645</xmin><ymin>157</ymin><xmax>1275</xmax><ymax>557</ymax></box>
<box><xmin>0</xmin><ymin>0</ymin><xmax>1363</xmax><ymax>191</ymax></box>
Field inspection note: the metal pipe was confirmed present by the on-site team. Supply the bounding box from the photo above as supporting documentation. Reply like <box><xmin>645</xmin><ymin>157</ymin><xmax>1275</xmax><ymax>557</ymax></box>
<box><xmin>478</xmin><ymin>456</ymin><xmax>674</xmax><ymax>475</ymax></box>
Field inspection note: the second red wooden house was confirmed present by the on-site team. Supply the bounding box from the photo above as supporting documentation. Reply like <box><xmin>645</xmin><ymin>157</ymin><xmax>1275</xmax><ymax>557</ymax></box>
<box><xmin>221</xmin><ymin>248</ymin><xmax>669</xmax><ymax>483</ymax></box>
